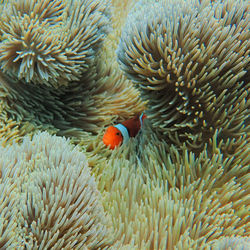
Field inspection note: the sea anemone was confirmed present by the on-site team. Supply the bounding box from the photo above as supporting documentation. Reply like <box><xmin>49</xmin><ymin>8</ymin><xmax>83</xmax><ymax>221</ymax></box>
<box><xmin>0</xmin><ymin>0</ymin><xmax>145</xmax><ymax>141</ymax></box>
<box><xmin>0</xmin><ymin>0</ymin><xmax>248</xmax><ymax>248</ymax></box>
<box><xmin>210</xmin><ymin>236</ymin><xmax>250</xmax><ymax>250</ymax></box>
<box><xmin>0</xmin><ymin>59</ymin><xmax>145</xmax><ymax>142</ymax></box>
<box><xmin>0</xmin><ymin>179</ymin><xmax>18</xmax><ymax>249</ymax></box>
<box><xmin>97</xmin><ymin>122</ymin><xmax>249</xmax><ymax>249</ymax></box>
<box><xmin>0</xmin><ymin>0</ymin><xmax>110</xmax><ymax>87</ymax></box>
<box><xmin>117</xmin><ymin>0</ymin><xmax>249</xmax><ymax>152</ymax></box>
<box><xmin>0</xmin><ymin>131</ymin><xmax>114</xmax><ymax>248</ymax></box>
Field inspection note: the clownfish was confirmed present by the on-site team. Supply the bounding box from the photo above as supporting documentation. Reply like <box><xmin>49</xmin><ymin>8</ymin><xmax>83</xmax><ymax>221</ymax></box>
<box><xmin>103</xmin><ymin>113</ymin><xmax>146</xmax><ymax>149</ymax></box>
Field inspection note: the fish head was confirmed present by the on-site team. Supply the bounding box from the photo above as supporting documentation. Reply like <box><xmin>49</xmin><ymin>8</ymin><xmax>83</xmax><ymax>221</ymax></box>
<box><xmin>103</xmin><ymin>126</ymin><xmax>123</xmax><ymax>149</ymax></box>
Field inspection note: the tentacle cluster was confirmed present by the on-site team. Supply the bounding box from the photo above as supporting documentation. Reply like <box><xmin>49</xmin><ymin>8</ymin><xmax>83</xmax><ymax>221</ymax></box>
<box><xmin>0</xmin><ymin>0</ymin><xmax>110</xmax><ymax>87</ymax></box>
<box><xmin>117</xmin><ymin>0</ymin><xmax>249</xmax><ymax>152</ymax></box>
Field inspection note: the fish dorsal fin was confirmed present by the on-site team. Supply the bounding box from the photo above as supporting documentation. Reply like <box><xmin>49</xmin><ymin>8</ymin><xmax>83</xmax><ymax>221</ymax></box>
<box><xmin>114</xmin><ymin>124</ymin><xmax>129</xmax><ymax>144</ymax></box>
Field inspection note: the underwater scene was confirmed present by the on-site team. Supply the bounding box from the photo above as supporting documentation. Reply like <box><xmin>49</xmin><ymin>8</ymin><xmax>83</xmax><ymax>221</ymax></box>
<box><xmin>0</xmin><ymin>0</ymin><xmax>249</xmax><ymax>249</ymax></box>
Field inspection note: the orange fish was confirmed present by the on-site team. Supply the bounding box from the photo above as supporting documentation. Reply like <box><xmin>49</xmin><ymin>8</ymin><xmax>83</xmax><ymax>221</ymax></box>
<box><xmin>103</xmin><ymin>113</ymin><xmax>146</xmax><ymax>149</ymax></box>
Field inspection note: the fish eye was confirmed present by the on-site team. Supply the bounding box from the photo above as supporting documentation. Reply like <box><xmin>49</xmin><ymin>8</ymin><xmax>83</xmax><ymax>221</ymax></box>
<box><xmin>116</xmin><ymin>132</ymin><xmax>120</xmax><ymax>136</ymax></box>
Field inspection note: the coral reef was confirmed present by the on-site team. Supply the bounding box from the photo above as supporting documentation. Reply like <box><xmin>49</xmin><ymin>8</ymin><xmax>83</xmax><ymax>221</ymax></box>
<box><xmin>117</xmin><ymin>0</ymin><xmax>250</xmax><ymax>153</ymax></box>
